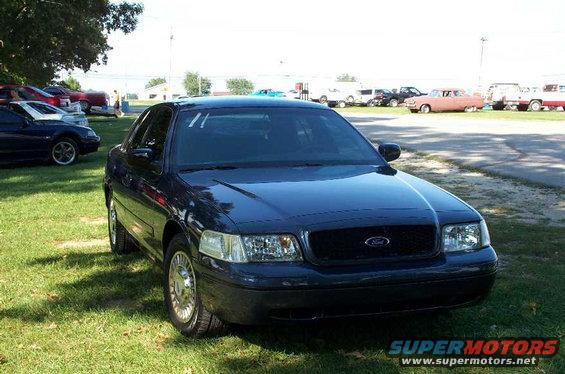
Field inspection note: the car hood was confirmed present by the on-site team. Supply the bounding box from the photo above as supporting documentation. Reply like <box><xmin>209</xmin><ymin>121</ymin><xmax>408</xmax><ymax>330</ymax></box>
<box><xmin>178</xmin><ymin>165</ymin><xmax>478</xmax><ymax>232</ymax></box>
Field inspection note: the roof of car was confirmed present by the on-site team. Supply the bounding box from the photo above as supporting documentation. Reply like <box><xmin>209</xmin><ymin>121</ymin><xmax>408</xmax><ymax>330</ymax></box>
<box><xmin>173</xmin><ymin>96</ymin><xmax>330</xmax><ymax>110</ymax></box>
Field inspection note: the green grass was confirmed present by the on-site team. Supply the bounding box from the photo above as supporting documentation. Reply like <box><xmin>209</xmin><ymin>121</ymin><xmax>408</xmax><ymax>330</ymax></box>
<box><xmin>337</xmin><ymin>106</ymin><xmax>565</xmax><ymax>121</ymax></box>
<box><xmin>0</xmin><ymin>116</ymin><xmax>563</xmax><ymax>373</ymax></box>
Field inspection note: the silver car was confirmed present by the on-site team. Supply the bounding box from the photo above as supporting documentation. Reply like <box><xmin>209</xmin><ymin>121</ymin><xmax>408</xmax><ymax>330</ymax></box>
<box><xmin>7</xmin><ymin>101</ymin><xmax>89</xmax><ymax>126</ymax></box>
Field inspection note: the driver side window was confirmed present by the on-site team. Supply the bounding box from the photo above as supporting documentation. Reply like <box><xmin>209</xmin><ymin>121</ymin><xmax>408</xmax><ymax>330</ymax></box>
<box><xmin>125</xmin><ymin>109</ymin><xmax>155</xmax><ymax>151</ymax></box>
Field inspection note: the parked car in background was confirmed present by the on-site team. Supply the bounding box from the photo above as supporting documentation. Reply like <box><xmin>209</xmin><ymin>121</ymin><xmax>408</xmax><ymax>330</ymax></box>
<box><xmin>43</xmin><ymin>85</ymin><xmax>108</xmax><ymax>113</ymax></box>
<box><xmin>7</xmin><ymin>101</ymin><xmax>89</xmax><ymax>127</ymax></box>
<box><xmin>250</xmin><ymin>89</ymin><xmax>285</xmax><ymax>97</ymax></box>
<box><xmin>104</xmin><ymin>97</ymin><xmax>496</xmax><ymax>337</ymax></box>
<box><xmin>0</xmin><ymin>106</ymin><xmax>100</xmax><ymax>166</ymax></box>
<box><xmin>405</xmin><ymin>88</ymin><xmax>484</xmax><ymax>113</ymax></box>
<box><xmin>312</xmin><ymin>88</ymin><xmax>352</xmax><ymax>107</ymax></box>
<box><xmin>517</xmin><ymin>84</ymin><xmax>565</xmax><ymax>111</ymax></box>
<box><xmin>395</xmin><ymin>86</ymin><xmax>426</xmax><ymax>104</ymax></box>
<box><xmin>484</xmin><ymin>83</ymin><xmax>521</xmax><ymax>110</ymax></box>
<box><xmin>355</xmin><ymin>88</ymin><xmax>383</xmax><ymax>106</ymax></box>
<box><xmin>0</xmin><ymin>85</ymin><xmax>72</xmax><ymax>110</ymax></box>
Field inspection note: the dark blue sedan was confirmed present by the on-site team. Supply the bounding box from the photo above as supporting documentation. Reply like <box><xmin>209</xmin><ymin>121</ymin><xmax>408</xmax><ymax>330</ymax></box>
<box><xmin>103</xmin><ymin>97</ymin><xmax>497</xmax><ymax>336</ymax></box>
<box><xmin>0</xmin><ymin>106</ymin><xmax>100</xmax><ymax>165</ymax></box>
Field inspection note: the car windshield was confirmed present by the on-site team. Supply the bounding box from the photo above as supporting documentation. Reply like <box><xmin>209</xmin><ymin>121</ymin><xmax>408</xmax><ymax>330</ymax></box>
<box><xmin>174</xmin><ymin>107</ymin><xmax>384</xmax><ymax>169</ymax></box>
<box><xmin>28</xmin><ymin>86</ymin><xmax>54</xmax><ymax>98</ymax></box>
<box><xmin>27</xmin><ymin>102</ymin><xmax>65</xmax><ymax>115</ymax></box>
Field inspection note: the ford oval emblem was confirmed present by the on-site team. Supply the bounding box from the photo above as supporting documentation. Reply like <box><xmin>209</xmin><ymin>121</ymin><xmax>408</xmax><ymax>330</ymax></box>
<box><xmin>364</xmin><ymin>236</ymin><xmax>390</xmax><ymax>248</ymax></box>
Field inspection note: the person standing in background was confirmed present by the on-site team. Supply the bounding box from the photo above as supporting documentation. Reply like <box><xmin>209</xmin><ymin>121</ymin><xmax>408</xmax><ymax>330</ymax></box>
<box><xmin>112</xmin><ymin>90</ymin><xmax>122</xmax><ymax>117</ymax></box>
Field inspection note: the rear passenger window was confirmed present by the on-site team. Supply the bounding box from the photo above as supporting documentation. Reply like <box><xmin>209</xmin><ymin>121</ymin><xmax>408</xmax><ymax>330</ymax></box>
<box><xmin>126</xmin><ymin>109</ymin><xmax>155</xmax><ymax>150</ymax></box>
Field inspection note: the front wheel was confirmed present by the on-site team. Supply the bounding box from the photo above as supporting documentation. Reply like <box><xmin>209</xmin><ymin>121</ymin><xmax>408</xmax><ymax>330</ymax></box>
<box><xmin>51</xmin><ymin>137</ymin><xmax>78</xmax><ymax>165</ymax></box>
<box><xmin>419</xmin><ymin>104</ymin><xmax>431</xmax><ymax>113</ymax></box>
<box><xmin>389</xmin><ymin>99</ymin><xmax>399</xmax><ymax>107</ymax></box>
<box><xmin>529</xmin><ymin>100</ymin><xmax>542</xmax><ymax>112</ymax></box>
<box><xmin>163</xmin><ymin>234</ymin><xmax>227</xmax><ymax>337</ymax></box>
<box><xmin>346</xmin><ymin>95</ymin><xmax>354</xmax><ymax>104</ymax></box>
<box><xmin>337</xmin><ymin>100</ymin><xmax>346</xmax><ymax>108</ymax></box>
<box><xmin>79</xmin><ymin>100</ymin><xmax>91</xmax><ymax>113</ymax></box>
<box><xmin>319</xmin><ymin>95</ymin><xmax>328</xmax><ymax>104</ymax></box>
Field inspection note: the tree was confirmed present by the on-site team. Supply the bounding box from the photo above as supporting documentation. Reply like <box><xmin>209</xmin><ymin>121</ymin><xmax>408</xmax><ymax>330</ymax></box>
<box><xmin>145</xmin><ymin>77</ymin><xmax>166</xmax><ymax>89</ymax></box>
<box><xmin>226</xmin><ymin>78</ymin><xmax>254</xmax><ymax>95</ymax></box>
<box><xmin>336</xmin><ymin>73</ymin><xmax>357</xmax><ymax>82</ymax></box>
<box><xmin>0</xmin><ymin>1</ymin><xmax>143</xmax><ymax>85</ymax></box>
<box><xmin>183</xmin><ymin>72</ymin><xmax>211</xmax><ymax>96</ymax></box>
<box><xmin>59</xmin><ymin>77</ymin><xmax>82</xmax><ymax>91</ymax></box>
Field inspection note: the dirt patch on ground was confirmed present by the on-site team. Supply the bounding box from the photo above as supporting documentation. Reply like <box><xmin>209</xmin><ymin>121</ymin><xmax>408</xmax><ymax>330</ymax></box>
<box><xmin>394</xmin><ymin>151</ymin><xmax>565</xmax><ymax>226</ymax></box>
<box><xmin>55</xmin><ymin>239</ymin><xmax>107</xmax><ymax>249</ymax></box>
<box><xmin>79</xmin><ymin>217</ymin><xmax>107</xmax><ymax>225</ymax></box>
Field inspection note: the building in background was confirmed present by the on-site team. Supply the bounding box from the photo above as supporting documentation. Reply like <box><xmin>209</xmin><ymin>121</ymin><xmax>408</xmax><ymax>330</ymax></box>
<box><xmin>141</xmin><ymin>82</ymin><xmax>185</xmax><ymax>100</ymax></box>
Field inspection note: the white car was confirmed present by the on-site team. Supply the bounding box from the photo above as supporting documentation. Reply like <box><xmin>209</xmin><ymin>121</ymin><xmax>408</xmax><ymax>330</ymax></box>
<box><xmin>312</xmin><ymin>88</ymin><xmax>353</xmax><ymax>107</ymax></box>
<box><xmin>7</xmin><ymin>101</ymin><xmax>89</xmax><ymax>126</ymax></box>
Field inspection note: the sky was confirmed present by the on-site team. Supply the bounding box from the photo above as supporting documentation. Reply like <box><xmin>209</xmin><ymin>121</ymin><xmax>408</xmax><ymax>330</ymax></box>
<box><xmin>69</xmin><ymin>0</ymin><xmax>565</xmax><ymax>95</ymax></box>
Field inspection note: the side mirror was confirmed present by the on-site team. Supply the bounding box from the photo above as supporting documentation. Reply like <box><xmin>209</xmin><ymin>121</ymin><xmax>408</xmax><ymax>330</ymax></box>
<box><xmin>130</xmin><ymin>147</ymin><xmax>154</xmax><ymax>160</ymax></box>
<box><xmin>378</xmin><ymin>143</ymin><xmax>401</xmax><ymax>162</ymax></box>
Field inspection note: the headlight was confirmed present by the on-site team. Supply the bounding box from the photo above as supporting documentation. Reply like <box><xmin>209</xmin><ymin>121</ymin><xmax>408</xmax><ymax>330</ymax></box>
<box><xmin>87</xmin><ymin>130</ymin><xmax>96</xmax><ymax>137</ymax></box>
<box><xmin>442</xmin><ymin>220</ymin><xmax>490</xmax><ymax>252</ymax></box>
<box><xmin>199</xmin><ymin>230</ymin><xmax>302</xmax><ymax>262</ymax></box>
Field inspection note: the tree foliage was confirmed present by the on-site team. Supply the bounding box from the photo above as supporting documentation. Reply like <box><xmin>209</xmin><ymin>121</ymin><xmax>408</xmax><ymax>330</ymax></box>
<box><xmin>0</xmin><ymin>1</ymin><xmax>143</xmax><ymax>85</ymax></box>
<box><xmin>226</xmin><ymin>78</ymin><xmax>254</xmax><ymax>95</ymax></box>
<box><xmin>183</xmin><ymin>72</ymin><xmax>211</xmax><ymax>96</ymax></box>
<box><xmin>336</xmin><ymin>73</ymin><xmax>357</xmax><ymax>82</ymax></box>
<box><xmin>145</xmin><ymin>77</ymin><xmax>166</xmax><ymax>89</ymax></box>
<box><xmin>59</xmin><ymin>76</ymin><xmax>82</xmax><ymax>91</ymax></box>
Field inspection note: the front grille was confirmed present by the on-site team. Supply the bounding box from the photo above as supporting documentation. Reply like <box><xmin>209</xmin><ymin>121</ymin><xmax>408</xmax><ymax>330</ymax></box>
<box><xmin>308</xmin><ymin>225</ymin><xmax>436</xmax><ymax>263</ymax></box>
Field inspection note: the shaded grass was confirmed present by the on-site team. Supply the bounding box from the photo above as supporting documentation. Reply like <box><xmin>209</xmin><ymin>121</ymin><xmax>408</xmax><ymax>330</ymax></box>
<box><xmin>0</xmin><ymin>116</ymin><xmax>563</xmax><ymax>373</ymax></box>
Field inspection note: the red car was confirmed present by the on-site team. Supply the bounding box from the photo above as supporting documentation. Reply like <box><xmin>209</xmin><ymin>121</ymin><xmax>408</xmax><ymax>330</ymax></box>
<box><xmin>0</xmin><ymin>85</ymin><xmax>71</xmax><ymax>109</ymax></box>
<box><xmin>43</xmin><ymin>85</ymin><xmax>108</xmax><ymax>113</ymax></box>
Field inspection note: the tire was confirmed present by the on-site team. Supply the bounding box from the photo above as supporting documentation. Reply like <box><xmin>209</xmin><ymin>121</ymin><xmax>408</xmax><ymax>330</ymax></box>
<box><xmin>51</xmin><ymin>137</ymin><xmax>78</xmax><ymax>165</ymax></box>
<box><xmin>529</xmin><ymin>100</ymin><xmax>542</xmax><ymax>112</ymax></box>
<box><xmin>346</xmin><ymin>95</ymin><xmax>354</xmax><ymax>104</ymax></box>
<box><xmin>337</xmin><ymin>100</ymin><xmax>346</xmax><ymax>108</ymax></box>
<box><xmin>464</xmin><ymin>106</ymin><xmax>476</xmax><ymax>113</ymax></box>
<box><xmin>367</xmin><ymin>100</ymin><xmax>375</xmax><ymax>107</ymax></box>
<box><xmin>79</xmin><ymin>100</ymin><xmax>91</xmax><ymax>113</ymax></box>
<box><xmin>108</xmin><ymin>197</ymin><xmax>138</xmax><ymax>254</ymax></box>
<box><xmin>389</xmin><ymin>99</ymin><xmax>399</xmax><ymax>107</ymax></box>
<box><xmin>419</xmin><ymin>104</ymin><xmax>431</xmax><ymax>114</ymax></box>
<box><xmin>319</xmin><ymin>95</ymin><xmax>328</xmax><ymax>104</ymax></box>
<box><xmin>163</xmin><ymin>234</ymin><xmax>227</xmax><ymax>337</ymax></box>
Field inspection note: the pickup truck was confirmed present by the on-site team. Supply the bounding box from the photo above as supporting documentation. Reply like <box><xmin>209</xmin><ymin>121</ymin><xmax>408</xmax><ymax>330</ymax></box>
<box><xmin>43</xmin><ymin>85</ymin><xmax>109</xmax><ymax>113</ymax></box>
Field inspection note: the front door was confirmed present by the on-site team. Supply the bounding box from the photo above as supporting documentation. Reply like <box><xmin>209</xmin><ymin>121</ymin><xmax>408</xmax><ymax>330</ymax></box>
<box><xmin>0</xmin><ymin>109</ymin><xmax>48</xmax><ymax>163</ymax></box>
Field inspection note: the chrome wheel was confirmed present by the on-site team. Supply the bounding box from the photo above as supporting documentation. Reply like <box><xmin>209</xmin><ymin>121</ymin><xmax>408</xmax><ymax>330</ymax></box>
<box><xmin>52</xmin><ymin>141</ymin><xmax>76</xmax><ymax>165</ymax></box>
<box><xmin>168</xmin><ymin>251</ymin><xmax>196</xmax><ymax>323</ymax></box>
<box><xmin>389</xmin><ymin>99</ymin><xmax>398</xmax><ymax>107</ymax></box>
<box><xmin>420</xmin><ymin>104</ymin><xmax>431</xmax><ymax>113</ymax></box>
<box><xmin>108</xmin><ymin>201</ymin><xmax>117</xmax><ymax>246</ymax></box>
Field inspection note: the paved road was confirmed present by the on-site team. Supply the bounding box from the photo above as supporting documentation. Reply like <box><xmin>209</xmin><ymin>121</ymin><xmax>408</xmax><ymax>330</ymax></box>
<box><xmin>346</xmin><ymin>113</ymin><xmax>565</xmax><ymax>188</ymax></box>
<box><xmin>125</xmin><ymin>105</ymin><xmax>565</xmax><ymax>187</ymax></box>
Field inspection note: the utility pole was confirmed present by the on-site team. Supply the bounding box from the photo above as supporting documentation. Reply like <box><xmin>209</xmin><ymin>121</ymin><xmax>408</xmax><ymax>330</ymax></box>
<box><xmin>478</xmin><ymin>36</ymin><xmax>487</xmax><ymax>90</ymax></box>
<box><xmin>168</xmin><ymin>27</ymin><xmax>174</xmax><ymax>99</ymax></box>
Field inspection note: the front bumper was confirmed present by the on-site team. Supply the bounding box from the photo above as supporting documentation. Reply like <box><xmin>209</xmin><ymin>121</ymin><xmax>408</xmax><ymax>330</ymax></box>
<box><xmin>195</xmin><ymin>246</ymin><xmax>497</xmax><ymax>325</ymax></box>
<box><xmin>80</xmin><ymin>137</ymin><xmax>100</xmax><ymax>154</ymax></box>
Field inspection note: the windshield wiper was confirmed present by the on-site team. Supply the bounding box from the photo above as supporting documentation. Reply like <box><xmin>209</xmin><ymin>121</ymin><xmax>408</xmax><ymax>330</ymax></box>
<box><xmin>181</xmin><ymin>165</ymin><xmax>239</xmax><ymax>172</ymax></box>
